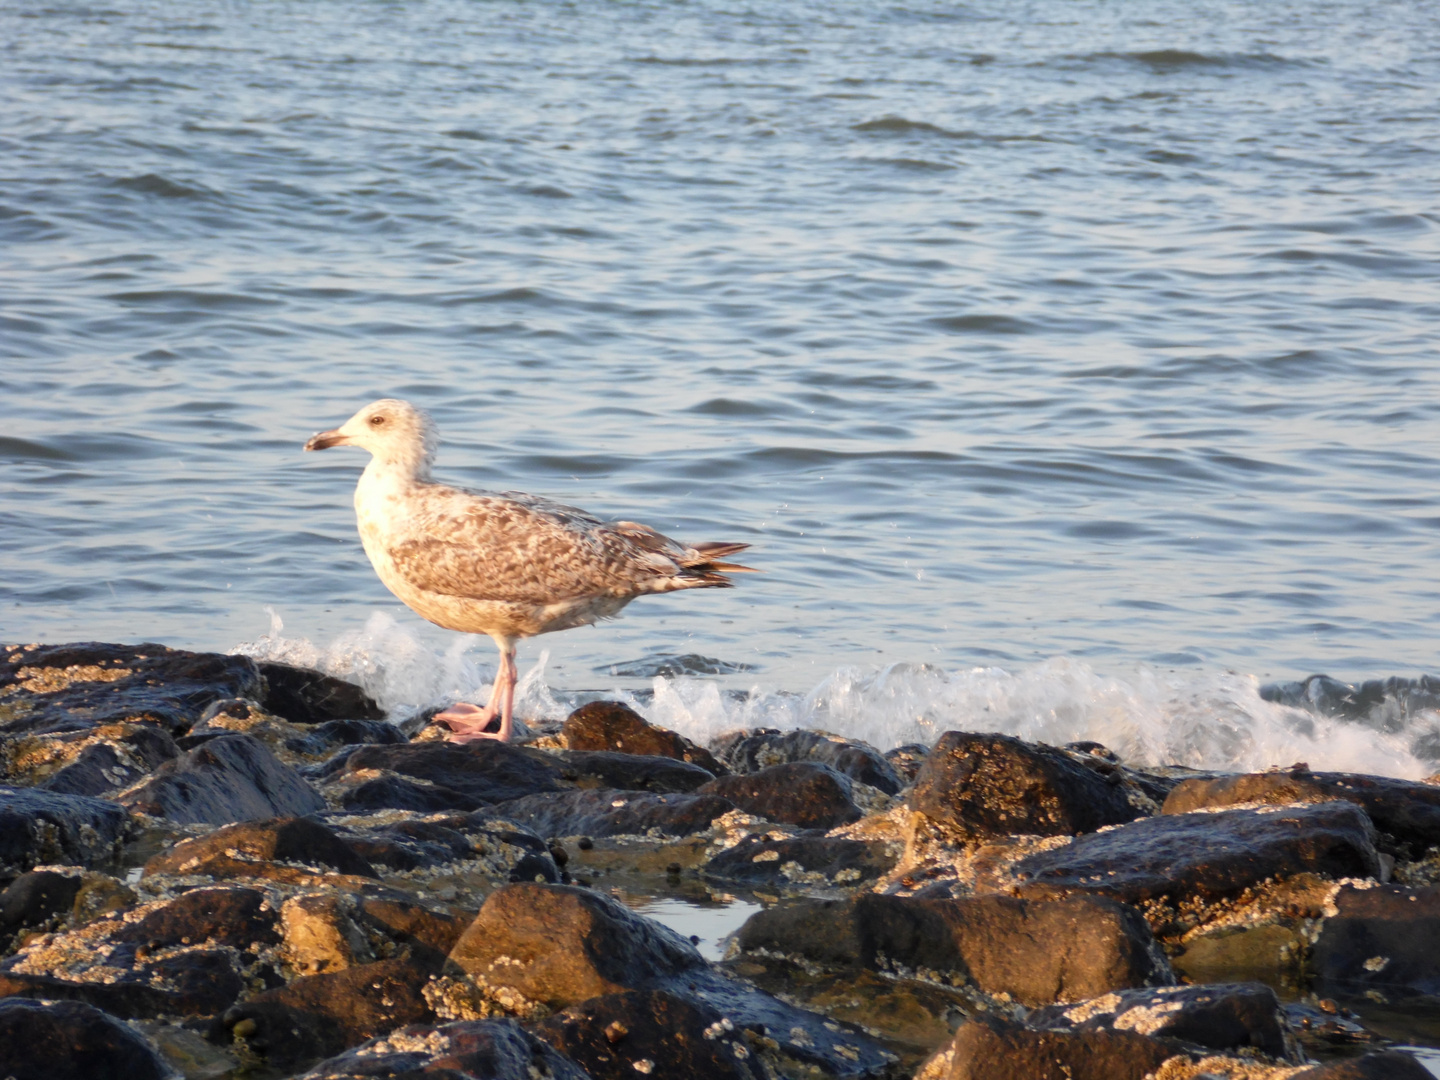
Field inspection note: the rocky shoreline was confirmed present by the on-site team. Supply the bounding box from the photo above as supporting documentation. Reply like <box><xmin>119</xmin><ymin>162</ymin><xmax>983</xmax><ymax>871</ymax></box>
<box><xmin>2</xmin><ymin>641</ymin><xmax>1439</xmax><ymax>1080</ymax></box>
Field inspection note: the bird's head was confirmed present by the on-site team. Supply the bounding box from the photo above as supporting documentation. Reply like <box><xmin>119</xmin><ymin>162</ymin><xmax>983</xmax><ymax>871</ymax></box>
<box><xmin>304</xmin><ymin>398</ymin><xmax>438</xmax><ymax>476</ymax></box>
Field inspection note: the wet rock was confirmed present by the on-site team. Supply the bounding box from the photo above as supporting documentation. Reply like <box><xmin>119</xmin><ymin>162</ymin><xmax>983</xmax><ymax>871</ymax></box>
<box><xmin>216</xmin><ymin>951</ymin><xmax>439</xmax><ymax>1070</ymax></box>
<box><xmin>144</xmin><ymin>816</ymin><xmax>378</xmax><ymax>881</ymax></box>
<box><xmin>448</xmin><ymin>882</ymin><xmax>705</xmax><ymax>1006</ymax></box>
<box><xmin>8</xmin><ymin>723</ymin><xmax>180</xmax><ymax>795</ymax></box>
<box><xmin>1311</xmin><ymin>883</ymin><xmax>1440</xmax><ymax>993</ymax></box>
<box><xmin>1261</xmin><ymin>673</ymin><xmax>1440</xmax><ymax>730</ymax></box>
<box><xmin>1026</xmin><ymin>982</ymin><xmax>1296</xmax><ymax>1060</ymax></box>
<box><xmin>735</xmin><ymin>893</ymin><xmax>1171</xmax><ymax>1006</ymax></box>
<box><xmin>699</xmin><ymin>762</ymin><xmax>862</xmax><ymax>830</ymax></box>
<box><xmin>0</xmin><ymin>869</ymin><xmax>83</xmax><ymax>939</ymax></box>
<box><xmin>284</xmin><ymin>718</ymin><xmax>405</xmax><ymax>758</ymax></box>
<box><xmin>295</xmin><ymin>1018</ymin><xmax>590</xmax><ymax>1080</ymax></box>
<box><xmin>716</xmin><ymin>729</ymin><xmax>904</xmax><ymax>795</ymax></box>
<box><xmin>533</xmin><ymin>989</ymin><xmax>764</xmax><ymax>1080</ymax></box>
<box><xmin>0</xmin><ymin>786</ymin><xmax>130</xmax><ymax>876</ymax></box>
<box><xmin>255</xmin><ymin>660</ymin><xmax>384</xmax><ymax>725</ymax></box>
<box><xmin>0</xmin><ymin>641</ymin><xmax>261</xmax><ymax>736</ymax></box>
<box><xmin>907</xmin><ymin>731</ymin><xmax>1144</xmax><ymax>841</ymax></box>
<box><xmin>918</xmin><ymin>1012</ymin><xmax>1183</xmax><ymax>1080</ymax></box>
<box><xmin>1290</xmin><ymin>1050</ymin><xmax>1437</xmax><ymax>1079</ymax></box>
<box><xmin>0</xmin><ymin>884</ymin><xmax>261</xmax><ymax>1018</ymax></box>
<box><xmin>1163</xmin><ymin>769</ymin><xmax>1440</xmax><ymax>858</ymax></box>
<box><xmin>0</xmin><ymin>997</ymin><xmax>175</xmax><ymax>1080</ymax></box>
<box><xmin>448</xmin><ymin>883</ymin><xmax>895</xmax><ymax>1077</ymax></box>
<box><xmin>118</xmin><ymin>733</ymin><xmax>325</xmax><ymax>825</ymax></box>
<box><xmin>329</xmin><ymin>814</ymin><xmax>558</xmax><ymax>880</ymax></box>
<box><xmin>562</xmin><ymin>701</ymin><xmax>724</xmax><ymax>774</ymax></box>
<box><xmin>884</xmin><ymin>743</ymin><xmax>932</xmax><ymax>786</ymax></box>
<box><xmin>1009</xmin><ymin>802</ymin><xmax>1381</xmax><ymax>913</ymax></box>
<box><xmin>325</xmin><ymin>770</ymin><xmax>484</xmax><ymax>813</ymax></box>
<box><xmin>486</xmin><ymin>787</ymin><xmax>735</xmax><ymax>839</ymax></box>
<box><xmin>319</xmin><ymin>741</ymin><xmax>563</xmax><ymax>806</ymax></box>
<box><xmin>543</xmin><ymin>748</ymin><xmax>716</xmax><ymax>793</ymax></box>
<box><xmin>705</xmin><ymin>832</ymin><xmax>898</xmax><ymax>888</ymax></box>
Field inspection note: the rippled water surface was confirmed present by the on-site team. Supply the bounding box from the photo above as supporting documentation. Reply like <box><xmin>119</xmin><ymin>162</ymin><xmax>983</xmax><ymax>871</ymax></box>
<box><xmin>5</xmin><ymin>0</ymin><xmax>1440</xmax><ymax>773</ymax></box>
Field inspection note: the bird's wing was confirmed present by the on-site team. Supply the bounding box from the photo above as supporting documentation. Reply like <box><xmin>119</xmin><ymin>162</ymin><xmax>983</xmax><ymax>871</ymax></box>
<box><xmin>386</xmin><ymin>486</ymin><xmax>682</xmax><ymax>605</ymax></box>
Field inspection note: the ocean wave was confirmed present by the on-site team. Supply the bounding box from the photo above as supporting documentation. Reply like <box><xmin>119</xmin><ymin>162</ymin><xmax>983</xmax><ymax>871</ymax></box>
<box><xmin>231</xmin><ymin>612</ymin><xmax>1436</xmax><ymax>780</ymax></box>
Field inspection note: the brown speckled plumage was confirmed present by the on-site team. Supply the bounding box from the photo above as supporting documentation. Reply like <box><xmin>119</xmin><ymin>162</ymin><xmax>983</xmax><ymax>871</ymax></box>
<box><xmin>304</xmin><ymin>398</ymin><xmax>753</xmax><ymax>742</ymax></box>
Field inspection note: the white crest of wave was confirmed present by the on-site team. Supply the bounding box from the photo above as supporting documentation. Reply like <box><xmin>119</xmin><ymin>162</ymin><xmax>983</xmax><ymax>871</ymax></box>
<box><xmin>230</xmin><ymin>612</ymin><xmax>1431</xmax><ymax>779</ymax></box>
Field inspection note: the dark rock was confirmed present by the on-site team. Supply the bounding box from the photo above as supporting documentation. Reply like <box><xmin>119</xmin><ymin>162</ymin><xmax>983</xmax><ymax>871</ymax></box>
<box><xmin>0</xmin><ymin>786</ymin><xmax>129</xmax><ymax>876</ymax></box>
<box><xmin>449</xmin><ymin>883</ymin><xmax>895</xmax><ymax>1077</ymax></box>
<box><xmin>0</xmin><ymin>869</ymin><xmax>83</xmax><ymax>934</ymax></box>
<box><xmin>35</xmin><ymin>725</ymin><xmax>179</xmax><ymax>796</ymax></box>
<box><xmin>256</xmin><ymin>660</ymin><xmax>384</xmax><ymax>724</ymax></box>
<box><xmin>0</xmin><ymin>884</ymin><xmax>279</xmax><ymax>1018</ymax></box>
<box><xmin>110</xmin><ymin>884</ymin><xmax>282</xmax><ymax>950</ymax></box>
<box><xmin>449</xmin><ymin>882</ymin><xmax>704</xmax><ymax>1005</ymax></box>
<box><xmin>330</xmin><ymin>814</ymin><xmax>557</xmax><ymax>879</ymax></box>
<box><xmin>0</xmin><ymin>641</ymin><xmax>261</xmax><ymax>736</ymax></box>
<box><xmin>716</xmin><ymin>729</ymin><xmax>904</xmax><ymax>795</ymax></box>
<box><xmin>922</xmin><ymin>1012</ymin><xmax>1183</xmax><ymax>1080</ymax></box>
<box><xmin>1311</xmin><ymin>883</ymin><xmax>1440</xmax><ymax>993</ymax></box>
<box><xmin>216</xmin><ymin>952</ymin><xmax>439</xmax><ymax>1070</ymax></box>
<box><xmin>1027</xmin><ymin>982</ymin><xmax>1295</xmax><ymax>1060</ymax></box>
<box><xmin>328</xmin><ymin>771</ymin><xmax>485</xmax><ymax>813</ymax></box>
<box><xmin>883</xmin><ymin>743</ymin><xmax>931</xmax><ymax>785</ymax></box>
<box><xmin>355</xmin><ymin>892</ymin><xmax>471</xmax><ymax>958</ymax></box>
<box><xmin>562</xmin><ymin>701</ymin><xmax>724</xmax><ymax>774</ymax></box>
<box><xmin>0</xmin><ymin>997</ymin><xmax>175</xmax><ymax>1080</ymax></box>
<box><xmin>145</xmin><ymin>816</ymin><xmax>378</xmax><ymax>880</ymax></box>
<box><xmin>1163</xmin><ymin>769</ymin><xmax>1440</xmax><ymax>858</ymax></box>
<box><xmin>118</xmin><ymin>733</ymin><xmax>325</xmax><ymax>825</ymax></box>
<box><xmin>295</xmin><ymin>1018</ymin><xmax>590</xmax><ymax>1080</ymax></box>
<box><xmin>1261</xmin><ymin>673</ymin><xmax>1440</xmax><ymax>731</ymax></box>
<box><xmin>1290</xmin><ymin>1050</ymin><xmax>1437</xmax><ymax>1079</ymax></box>
<box><xmin>698</xmin><ymin>761</ymin><xmax>862</xmax><ymax>830</ymax></box>
<box><xmin>1010</xmin><ymin>801</ymin><xmax>1382</xmax><ymax>909</ymax></box>
<box><xmin>704</xmin><ymin>832</ymin><xmax>898</xmax><ymax>888</ymax></box>
<box><xmin>486</xmin><ymin>788</ymin><xmax>735</xmax><ymax>839</ymax></box>
<box><xmin>283</xmin><ymin>718</ymin><xmax>405</xmax><ymax>758</ymax></box>
<box><xmin>533</xmin><ymin>989</ymin><xmax>764</xmax><ymax>1080</ymax></box>
<box><xmin>320</xmin><ymin>741</ymin><xmax>563</xmax><ymax>805</ymax></box>
<box><xmin>543</xmin><ymin>748</ymin><xmax>716</xmax><ymax>793</ymax></box>
<box><xmin>735</xmin><ymin>893</ymin><xmax>1171</xmax><ymax>1006</ymax></box>
<box><xmin>907</xmin><ymin>731</ymin><xmax>1144</xmax><ymax>841</ymax></box>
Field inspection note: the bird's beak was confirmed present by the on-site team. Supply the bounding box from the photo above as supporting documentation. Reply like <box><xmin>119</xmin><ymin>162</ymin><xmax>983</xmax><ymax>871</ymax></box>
<box><xmin>304</xmin><ymin>429</ymin><xmax>350</xmax><ymax>452</ymax></box>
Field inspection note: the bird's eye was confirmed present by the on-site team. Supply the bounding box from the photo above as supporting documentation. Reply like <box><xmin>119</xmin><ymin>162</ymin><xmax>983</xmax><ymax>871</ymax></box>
<box><xmin>369</xmin><ymin>415</ymin><xmax>386</xmax><ymax>426</ymax></box>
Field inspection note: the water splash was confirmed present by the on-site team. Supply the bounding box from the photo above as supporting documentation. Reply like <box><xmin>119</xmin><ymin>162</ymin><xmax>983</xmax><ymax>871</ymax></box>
<box><xmin>231</xmin><ymin>616</ymin><xmax>1435</xmax><ymax>780</ymax></box>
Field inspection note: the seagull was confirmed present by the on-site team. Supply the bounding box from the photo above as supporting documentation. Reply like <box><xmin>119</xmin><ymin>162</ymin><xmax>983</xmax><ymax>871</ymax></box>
<box><xmin>303</xmin><ymin>399</ymin><xmax>753</xmax><ymax>743</ymax></box>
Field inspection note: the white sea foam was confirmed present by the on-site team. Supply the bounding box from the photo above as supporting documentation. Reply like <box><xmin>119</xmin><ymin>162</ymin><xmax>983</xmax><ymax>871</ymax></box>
<box><xmin>231</xmin><ymin>610</ymin><xmax>1436</xmax><ymax>780</ymax></box>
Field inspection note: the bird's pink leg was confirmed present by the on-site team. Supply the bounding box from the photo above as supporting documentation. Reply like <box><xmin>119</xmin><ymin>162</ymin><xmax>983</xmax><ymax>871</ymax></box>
<box><xmin>437</xmin><ymin>643</ymin><xmax>517</xmax><ymax>743</ymax></box>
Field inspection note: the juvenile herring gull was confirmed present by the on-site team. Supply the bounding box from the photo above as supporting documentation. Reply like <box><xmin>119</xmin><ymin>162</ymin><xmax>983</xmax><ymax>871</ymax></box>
<box><xmin>303</xmin><ymin>399</ymin><xmax>753</xmax><ymax>743</ymax></box>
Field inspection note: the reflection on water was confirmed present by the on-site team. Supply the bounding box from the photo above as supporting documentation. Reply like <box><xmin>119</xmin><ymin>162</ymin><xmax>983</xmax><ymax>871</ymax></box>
<box><xmin>622</xmin><ymin>894</ymin><xmax>764</xmax><ymax>963</ymax></box>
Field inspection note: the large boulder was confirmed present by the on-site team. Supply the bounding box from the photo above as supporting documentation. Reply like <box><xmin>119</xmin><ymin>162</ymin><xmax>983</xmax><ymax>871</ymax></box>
<box><xmin>448</xmin><ymin>883</ymin><xmax>894</xmax><ymax>1077</ymax></box>
<box><xmin>117</xmin><ymin>733</ymin><xmax>325</xmax><ymax>825</ymax></box>
<box><xmin>907</xmin><ymin>731</ymin><xmax>1144</xmax><ymax>841</ymax></box>
<box><xmin>0</xmin><ymin>642</ymin><xmax>261</xmax><ymax>735</ymax></box>
<box><xmin>561</xmin><ymin>701</ymin><xmax>724</xmax><ymax>774</ymax></box>
<box><xmin>1009</xmin><ymin>802</ymin><xmax>1381</xmax><ymax>912</ymax></box>
<box><xmin>1163</xmin><ymin>768</ymin><xmax>1440</xmax><ymax>858</ymax></box>
<box><xmin>735</xmin><ymin>893</ymin><xmax>1171</xmax><ymax>1006</ymax></box>
<box><xmin>698</xmin><ymin>761</ymin><xmax>862</xmax><ymax>830</ymax></box>
<box><xmin>0</xmin><ymin>786</ymin><xmax>130</xmax><ymax>876</ymax></box>
<box><xmin>1310</xmin><ymin>883</ymin><xmax>1440</xmax><ymax>994</ymax></box>
<box><xmin>254</xmin><ymin>660</ymin><xmax>384</xmax><ymax>725</ymax></box>
<box><xmin>705</xmin><ymin>832</ymin><xmax>898</xmax><ymax>888</ymax></box>
<box><xmin>0</xmin><ymin>997</ymin><xmax>176</xmax><ymax>1080</ymax></box>
<box><xmin>295</xmin><ymin>1018</ymin><xmax>590</xmax><ymax>1080</ymax></box>
<box><xmin>542</xmin><ymin>749</ymin><xmax>716</xmax><ymax>793</ymax></box>
<box><xmin>144</xmin><ymin>816</ymin><xmax>378</xmax><ymax>881</ymax></box>
<box><xmin>918</xmin><ymin>1012</ymin><xmax>1183</xmax><ymax>1080</ymax></box>
<box><xmin>318</xmin><ymin>741</ymin><xmax>563</xmax><ymax>806</ymax></box>
<box><xmin>485</xmin><ymin>788</ymin><xmax>736</xmax><ymax>839</ymax></box>
<box><xmin>715</xmin><ymin>729</ymin><xmax>903</xmax><ymax>795</ymax></box>
<box><xmin>533</xmin><ymin>989</ymin><xmax>764</xmax><ymax>1080</ymax></box>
